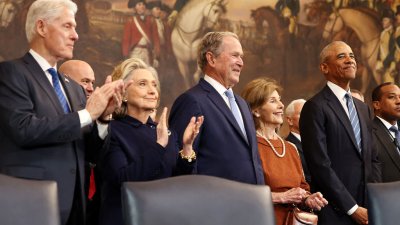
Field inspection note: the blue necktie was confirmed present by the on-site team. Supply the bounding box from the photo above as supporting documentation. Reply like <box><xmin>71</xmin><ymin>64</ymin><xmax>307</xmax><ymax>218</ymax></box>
<box><xmin>225</xmin><ymin>89</ymin><xmax>247</xmax><ymax>138</ymax></box>
<box><xmin>389</xmin><ymin>126</ymin><xmax>400</xmax><ymax>150</ymax></box>
<box><xmin>48</xmin><ymin>68</ymin><xmax>70</xmax><ymax>113</ymax></box>
<box><xmin>345</xmin><ymin>94</ymin><xmax>361</xmax><ymax>152</ymax></box>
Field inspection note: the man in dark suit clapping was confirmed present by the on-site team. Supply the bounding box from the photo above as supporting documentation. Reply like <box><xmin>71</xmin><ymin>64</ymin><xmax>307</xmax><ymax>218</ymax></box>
<box><xmin>169</xmin><ymin>31</ymin><xmax>264</xmax><ymax>185</ymax></box>
<box><xmin>300</xmin><ymin>41</ymin><xmax>381</xmax><ymax>225</ymax></box>
<box><xmin>0</xmin><ymin>1</ymin><xmax>124</xmax><ymax>225</ymax></box>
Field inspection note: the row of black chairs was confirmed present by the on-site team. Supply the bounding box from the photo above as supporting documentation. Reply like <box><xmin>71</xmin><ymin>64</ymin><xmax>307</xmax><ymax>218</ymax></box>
<box><xmin>0</xmin><ymin>173</ymin><xmax>397</xmax><ymax>225</ymax></box>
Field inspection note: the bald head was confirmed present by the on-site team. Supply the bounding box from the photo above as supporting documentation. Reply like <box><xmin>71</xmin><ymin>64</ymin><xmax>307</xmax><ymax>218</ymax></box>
<box><xmin>59</xmin><ymin>60</ymin><xmax>95</xmax><ymax>98</ymax></box>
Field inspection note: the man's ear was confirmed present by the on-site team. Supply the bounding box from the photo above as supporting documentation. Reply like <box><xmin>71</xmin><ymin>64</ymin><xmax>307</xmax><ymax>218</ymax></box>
<box><xmin>320</xmin><ymin>63</ymin><xmax>328</xmax><ymax>75</ymax></box>
<box><xmin>286</xmin><ymin>116</ymin><xmax>293</xmax><ymax>126</ymax></box>
<box><xmin>36</xmin><ymin>19</ymin><xmax>47</xmax><ymax>38</ymax></box>
<box><xmin>206</xmin><ymin>52</ymin><xmax>215</xmax><ymax>67</ymax></box>
<box><xmin>372</xmin><ymin>101</ymin><xmax>380</xmax><ymax>111</ymax></box>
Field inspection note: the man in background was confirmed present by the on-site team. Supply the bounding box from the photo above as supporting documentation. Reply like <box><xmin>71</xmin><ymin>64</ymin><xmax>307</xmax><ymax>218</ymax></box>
<box><xmin>59</xmin><ymin>59</ymin><xmax>100</xmax><ymax>225</ymax></box>
<box><xmin>59</xmin><ymin>60</ymin><xmax>95</xmax><ymax>98</ymax></box>
<box><xmin>371</xmin><ymin>82</ymin><xmax>400</xmax><ymax>182</ymax></box>
<box><xmin>285</xmin><ymin>99</ymin><xmax>311</xmax><ymax>184</ymax></box>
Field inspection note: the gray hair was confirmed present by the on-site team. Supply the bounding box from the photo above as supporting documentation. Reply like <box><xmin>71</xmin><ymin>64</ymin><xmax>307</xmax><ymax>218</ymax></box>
<box><xmin>26</xmin><ymin>0</ymin><xmax>77</xmax><ymax>43</ymax></box>
<box><xmin>197</xmin><ymin>31</ymin><xmax>239</xmax><ymax>72</ymax></box>
<box><xmin>285</xmin><ymin>99</ymin><xmax>306</xmax><ymax>117</ymax></box>
<box><xmin>319</xmin><ymin>41</ymin><xmax>348</xmax><ymax>64</ymax></box>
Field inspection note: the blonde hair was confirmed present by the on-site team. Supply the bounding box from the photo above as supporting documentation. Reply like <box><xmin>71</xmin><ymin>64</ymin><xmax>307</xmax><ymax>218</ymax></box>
<box><xmin>111</xmin><ymin>58</ymin><xmax>160</xmax><ymax>118</ymax></box>
<box><xmin>241</xmin><ymin>77</ymin><xmax>282</xmax><ymax>130</ymax></box>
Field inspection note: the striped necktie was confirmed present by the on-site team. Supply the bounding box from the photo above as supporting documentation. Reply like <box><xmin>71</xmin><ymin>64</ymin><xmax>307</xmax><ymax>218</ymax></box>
<box><xmin>48</xmin><ymin>68</ymin><xmax>70</xmax><ymax>113</ymax></box>
<box><xmin>345</xmin><ymin>93</ymin><xmax>361</xmax><ymax>152</ymax></box>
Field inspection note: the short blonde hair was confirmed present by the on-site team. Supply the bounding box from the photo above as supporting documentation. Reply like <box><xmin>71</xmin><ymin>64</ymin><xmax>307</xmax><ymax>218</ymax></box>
<box><xmin>112</xmin><ymin>58</ymin><xmax>160</xmax><ymax>118</ymax></box>
<box><xmin>241</xmin><ymin>77</ymin><xmax>282</xmax><ymax>130</ymax></box>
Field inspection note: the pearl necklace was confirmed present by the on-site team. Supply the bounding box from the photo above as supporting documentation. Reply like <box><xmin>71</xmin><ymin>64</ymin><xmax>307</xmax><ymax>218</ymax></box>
<box><xmin>256</xmin><ymin>131</ymin><xmax>286</xmax><ymax>158</ymax></box>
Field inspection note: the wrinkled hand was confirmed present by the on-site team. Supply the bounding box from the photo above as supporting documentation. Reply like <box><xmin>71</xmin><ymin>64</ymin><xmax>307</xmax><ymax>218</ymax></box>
<box><xmin>85</xmin><ymin>80</ymin><xmax>116</xmax><ymax>120</ymax></box>
<box><xmin>181</xmin><ymin>115</ymin><xmax>204</xmax><ymax>156</ymax></box>
<box><xmin>273</xmin><ymin>187</ymin><xmax>307</xmax><ymax>204</ymax></box>
<box><xmin>304</xmin><ymin>192</ymin><xmax>328</xmax><ymax>211</ymax></box>
<box><xmin>351</xmin><ymin>207</ymin><xmax>368</xmax><ymax>225</ymax></box>
<box><xmin>156</xmin><ymin>107</ymin><xmax>169</xmax><ymax>147</ymax></box>
<box><xmin>99</xmin><ymin>76</ymin><xmax>126</xmax><ymax>120</ymax></box>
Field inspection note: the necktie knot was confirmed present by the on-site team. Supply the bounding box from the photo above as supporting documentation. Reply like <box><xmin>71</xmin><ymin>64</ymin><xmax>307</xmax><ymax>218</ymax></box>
<box><xmin>390</xmin><ymin>126</ymin><xmax>399</xmax><ymax>134</ymax></box>
<box><xmin>225</xmin><ymin>89</ymin><xmax>234</xmax><ymax>100</ymax></box>
<box><xmin>48</xmin><ymin>68</ymin><xmax>58</xmax><ymax>78</ymax></box>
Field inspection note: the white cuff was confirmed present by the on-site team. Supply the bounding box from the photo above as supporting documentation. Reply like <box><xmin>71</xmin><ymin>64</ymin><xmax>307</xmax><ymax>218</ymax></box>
<box><xmin>78</xmin><ymin>109</ymin><xmax>92</xmax><ymax>128</ymax></box>
<box><xmin>347</xmin><ymin>204</ymin><xmax>358</xmax><ymax>215</ymax></box>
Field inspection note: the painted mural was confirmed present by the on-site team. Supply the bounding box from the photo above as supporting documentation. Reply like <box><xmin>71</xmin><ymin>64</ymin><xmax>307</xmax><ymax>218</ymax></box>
<box><xmin>0</xmin><ymin>0</ymin><xmax>398</xmax><ymax>108</ymax></box>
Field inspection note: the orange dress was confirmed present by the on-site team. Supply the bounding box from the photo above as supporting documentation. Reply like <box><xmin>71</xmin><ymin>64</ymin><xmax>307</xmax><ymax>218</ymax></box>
<box><xmin>257</xmin><ymin>136</ymin><xmax>310</xmax><ymax>225</ymax></box>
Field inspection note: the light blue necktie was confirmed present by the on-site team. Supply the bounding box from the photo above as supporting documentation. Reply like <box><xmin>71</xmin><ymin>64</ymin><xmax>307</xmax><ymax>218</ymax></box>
<box><xmin>225</xmin><ymin>89</ymin><xmax>247</xmax><ymax>138</ymax></box>
<box><xmin>48</xmin><ymin>68</ymin><xmax>70</xmax><ymax>113</ymax></box>
<box><xmin>345</xmin><ymin>93</ymin><xmax>361</xmax><ymax>152</ymax></box>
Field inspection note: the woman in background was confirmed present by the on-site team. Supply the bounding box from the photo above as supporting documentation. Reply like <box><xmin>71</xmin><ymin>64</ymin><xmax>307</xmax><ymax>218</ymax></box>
<box><xmin>242</xmin><ymin>77</ymin><xmax>327</xmax><ymax>225</ymax></box>
<box><xmin>99</xmin><ymin>58</ymin><xmax>203</xmax><ymax>225</ymax></box>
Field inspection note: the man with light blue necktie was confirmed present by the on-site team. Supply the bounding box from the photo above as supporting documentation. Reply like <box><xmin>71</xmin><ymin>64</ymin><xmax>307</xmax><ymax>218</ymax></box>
<box><xmin>300</xmin><ymin>41</ymin><xmax>381</xmax><ymax>225</ymax></box>
<box><xmin>169</xmin><ymin>31</ymin><xmax>264</xmax><ymax>185</ymax></box>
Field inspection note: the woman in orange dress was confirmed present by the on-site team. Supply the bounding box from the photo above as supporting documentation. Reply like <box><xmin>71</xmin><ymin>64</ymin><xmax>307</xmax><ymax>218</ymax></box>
<box><xmin>242</xmin><ymin>78</ymin><xmax>328</xmax><ymax>225</ymax></box>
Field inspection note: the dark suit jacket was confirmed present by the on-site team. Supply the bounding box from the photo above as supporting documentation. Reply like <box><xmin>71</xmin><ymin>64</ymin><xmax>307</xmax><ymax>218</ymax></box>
<box><xmin>372</xmin><ymin>117</ymin><xmax>400</xmax><ymax>182</ymax></box>
<box><xmin>99</xmin><ymin>115</ymin><xmax>193</xmax><ymax>225</ymax></box>
<box><xmin>300</xmin><ymin>85</ymin><xmax>381</xmax><ymax>225</ymax></box>
<box><xmin>169</xmin><ymin>78</ymin><xmax>264</xmax><ymax>185</ymax></box>
<box><xmin>286</xmin><ymin>132</ymin><xmax>311</xmax><ymax>184</ymax></box>
<box><xmin>0</xmin><ymin>53</ymin><xmax>99</xmax><ymax>225</ymax></box>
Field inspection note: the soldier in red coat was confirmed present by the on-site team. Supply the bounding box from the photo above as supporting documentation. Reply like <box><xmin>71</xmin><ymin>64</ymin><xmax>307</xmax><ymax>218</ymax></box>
<box><xmin>123</xmin><ymin>0</ymin><xmax>160</xmax><ymax>67</ymax></box>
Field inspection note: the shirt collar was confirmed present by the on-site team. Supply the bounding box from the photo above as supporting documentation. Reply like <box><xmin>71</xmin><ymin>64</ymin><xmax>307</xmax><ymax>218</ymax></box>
<box><xmin>29</xmin><ymin>49</ymin><xmax>56</xmax><ymax>72</ymax></box>
<box><xmin>291</xmin><ymin>131</ymin><xmax>301</xmax><ymax>141</ymax></box>
<box><xmin>204</xmin><ymin>75</ymin><xmax>230</xmax><ymax>96</ymax></box>
<box><xmin>377</xmin><ymin>116</ymin><xmax>397</xmax><ymax>130</ymax></box>
<box><xmin>327</xmin><ymin>81</ymin><xmax>350</xmax><ymax>101</ymax></box>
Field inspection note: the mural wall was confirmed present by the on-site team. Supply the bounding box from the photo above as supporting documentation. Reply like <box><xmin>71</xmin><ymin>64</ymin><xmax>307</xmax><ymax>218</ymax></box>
<box><xmin>0</xmin><ymin>0</ymin><xmax>398</xmax><ymax>108</ymax></box>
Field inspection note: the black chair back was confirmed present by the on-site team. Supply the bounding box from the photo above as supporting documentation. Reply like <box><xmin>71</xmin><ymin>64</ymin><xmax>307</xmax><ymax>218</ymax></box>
<box><xmin>367</xmin><ymin>181</ymin><xmax>400</xmax><ymax>225</ymax></box>
<box><xmin>0</xmin><ymin>174</ymin><xmax>60</xmax><ymax>225</ymax></box>
<box><xmin>122</xmin><ymin>175</ymin><xmax>275</xmax><ymax>225</ymax></box>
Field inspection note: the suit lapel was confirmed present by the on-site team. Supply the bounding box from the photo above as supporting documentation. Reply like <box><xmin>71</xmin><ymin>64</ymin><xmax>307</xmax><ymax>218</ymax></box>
<box><xmin>59</xmin><ymin>73</ymin><xmax>85</xmax><ymax>112</ymax></box>
<box><xmin>199</xmin><ymin>79</ymin><xmax>249</xmax><ymax>143</ymax></box>
<box><xmin>324</xmin><ymin>86</ymin><xmax>360</xmax><ymax>155</ymax></box>
<box><xmin>373</xmin><ymin>118</ymin><xmax>400</xmax><ymax>171</ymax></box>
<box><xmin>23</xmin><ymin>53</ymin><xmax>65</xmax><ymax>115</ymax></box>
<box><xmin>354</xmin><ymin>100</ymin><xmax>370</xmax><ymax>157</ymax></box>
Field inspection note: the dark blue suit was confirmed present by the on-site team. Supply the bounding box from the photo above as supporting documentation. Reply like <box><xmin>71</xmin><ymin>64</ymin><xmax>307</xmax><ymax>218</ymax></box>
<box><xmin>99</xmin><ymin>115</ymin><xmax>193</xmax><ymax>225</ymax></box>
<box><xmin>300</xmin><ymin>85</ymin><xmax>381</xmax><ymax>225</ymax></box>
<box><xmin>0</xmin><ymin>53</ymin><xmax>100</xmax><ymax>225</ymax></box>
<box><xmin>372</xmin><ymin>117</ymin><xmax>400</xmax><ymax>182</ymax></box>
<box><xmin>169</xmin><ymin>78</ymin><xmax>264</xmax><ymax>185</ymax></box>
